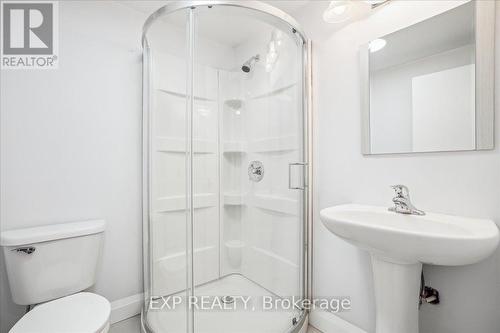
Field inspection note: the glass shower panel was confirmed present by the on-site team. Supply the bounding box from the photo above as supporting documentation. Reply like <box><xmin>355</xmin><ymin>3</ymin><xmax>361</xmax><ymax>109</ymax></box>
<box><xmin>143</xmin><ymin>8</ymin><xmax>191</xmax><ymax>333</ymax></box>
<box><xmin>192</xmin><ymin>6</ymin><xmax>305</xmax><ymax>333</ymax></box>
<box><xmin>142</xmin><ymin>3</ymin><xmax>308</xmax><ymax>333</ymax></box>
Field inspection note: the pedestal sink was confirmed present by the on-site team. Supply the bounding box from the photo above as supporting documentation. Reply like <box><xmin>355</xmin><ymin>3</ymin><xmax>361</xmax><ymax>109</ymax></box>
<box><xmin>320</xmin><ymin>204</ymin><xmax>499</xmax><ymax>333</ymax></box>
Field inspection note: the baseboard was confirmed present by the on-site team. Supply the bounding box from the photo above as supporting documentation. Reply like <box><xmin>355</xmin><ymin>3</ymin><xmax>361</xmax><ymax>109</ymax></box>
<box><xmin>309</xmin><ymin>309</ymin><xmax>367</xmax><ymax>333</ymax></box>
<box><xmin>110</xmin><ymin>293</ymin><xmax>144</xmax><ymax>324</ymax></box>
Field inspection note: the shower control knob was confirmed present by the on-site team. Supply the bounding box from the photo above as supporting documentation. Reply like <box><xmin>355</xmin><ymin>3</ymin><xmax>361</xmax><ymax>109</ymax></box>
<box><xmin>248</xmin><ymin>161</ymin><xmax>264</xmax><ymax>182</ymax></box>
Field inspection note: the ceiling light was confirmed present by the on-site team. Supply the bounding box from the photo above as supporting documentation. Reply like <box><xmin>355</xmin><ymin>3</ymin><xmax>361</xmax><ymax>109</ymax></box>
<box><xmin>369</xmin><ymin>38</ymin><xmax>387</xmax><ymax>53</ymax></box>
<box><xmin>323</xmin><ymin>1</ymin><xmax>352</xmax><ymax>23</ymax></box>
<box><xmin>363</xmin><ymin>0</ymin><xmax>390</xmax><ymax>8</ymax></box>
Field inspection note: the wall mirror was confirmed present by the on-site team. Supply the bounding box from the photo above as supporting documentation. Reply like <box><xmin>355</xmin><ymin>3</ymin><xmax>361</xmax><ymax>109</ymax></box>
<box><xmin>361</xmin><ymin>1</ymin><xmax>495</xmax><ymax>155</ymax></box>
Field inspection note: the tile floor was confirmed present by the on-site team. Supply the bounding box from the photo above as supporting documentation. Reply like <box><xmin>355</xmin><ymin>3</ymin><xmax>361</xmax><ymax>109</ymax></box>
<box><xmin>110</xmin><ymin>315</ymin><xmax>323</xmax><ymax>333</ymax></box>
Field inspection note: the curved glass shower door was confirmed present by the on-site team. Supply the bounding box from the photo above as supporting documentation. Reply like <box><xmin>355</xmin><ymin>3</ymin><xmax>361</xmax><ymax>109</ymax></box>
<box><xmin>142</xmin><ymin>3</ymin><xmax>309</xmax><ymax>333</ymax></box>
<box><xmin>143</xmin><ymin>7</ymin><xmax>192</xmax><ymax>333</ymax></box>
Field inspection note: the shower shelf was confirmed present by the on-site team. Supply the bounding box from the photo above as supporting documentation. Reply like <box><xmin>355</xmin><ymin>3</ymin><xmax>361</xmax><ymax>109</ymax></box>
<box><xmin>222</xmin><ymin>137</ymin><xmax>298</xmax><ymax>154</ymax></box>
<box><xmin>223</xmin><ymin>141</ymin><xmax>247</xmax><ymax>154</ymax></box>
<box><xmin>155</xmin><ymin>245</ymin><xmax>214</xmax><ymax>266</ymax></box>
<box><xmin>155</xmin><ymin>193</ymin><xmax>217</xmax><ymax>213</ymax></box>
<box><xmin>156</xmin><ymin>88</ymin><xmax>216</xmax><ymax>102</ymax></box>
<box><xmin>223</xmin><ymin>193</ymin><xmax>246</xmax><ymax>206</ymax></box>
<box><xmin>223</xmin><ymin>194</ymin><xmax>297</xmax><ymax>214</ymax></box>
<box><xmin>251</xmin><ymin>246</ymin><xmax>298</xmax><ymax>268</ymax></box>
<box><xmin>155</xmin><ymin>137</ymin><xmax>216</xmax><ymax>154</ymax></box>
<box><xmin>250</xmin><ymin>136</ymin><xmax>297</xmax><ymax>153</ymax></box>
<box><xmin>225</xmin><ymin>239</ymin><xmax>245</xmax><ymax>249</ymax></box>
<box><xmin>250</xmin><ymin>194</ymin><xmax>298</xmax><ymax>215</ymax></box>
<box><xmin>248</xmin><ymin>82</ymin><xmax>296</xmax><ymax>100</ymax></box>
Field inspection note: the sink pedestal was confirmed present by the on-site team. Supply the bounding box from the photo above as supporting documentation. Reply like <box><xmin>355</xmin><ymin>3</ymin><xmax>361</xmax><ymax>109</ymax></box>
<box><xmin>321</xmin><ymin>205</ymin><xmax>499</xmax><ymax>333</ymax></box>
<box><xmin>371</xmin><ymin>255</ymin><xmax>422</xmax><ymax>333</ymax></box>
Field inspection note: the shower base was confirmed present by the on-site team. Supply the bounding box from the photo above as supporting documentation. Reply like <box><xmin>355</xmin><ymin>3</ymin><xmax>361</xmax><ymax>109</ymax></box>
<box><xmin>145</xmin><ymin>274</ymin><xmax>306</xmax><ymax>333</ymax></box>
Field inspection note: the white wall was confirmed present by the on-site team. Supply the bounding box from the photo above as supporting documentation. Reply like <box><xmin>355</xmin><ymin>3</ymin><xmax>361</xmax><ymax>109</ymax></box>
<box><xmin>295</xmin><ymin>1</ymin><xmax>500</xmax><ymax>332</ymax></box>
<box><xmin>0</xmin><ymin>2</ymin><xmax>147</xmax><ymax>332</ymax></box>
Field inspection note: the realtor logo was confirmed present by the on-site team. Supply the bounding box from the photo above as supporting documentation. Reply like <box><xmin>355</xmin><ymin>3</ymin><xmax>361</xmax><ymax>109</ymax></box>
<box><xmin>1</xmin><ymin>1</ymin><xmax>58</xmax><ymax>69</ymax></box>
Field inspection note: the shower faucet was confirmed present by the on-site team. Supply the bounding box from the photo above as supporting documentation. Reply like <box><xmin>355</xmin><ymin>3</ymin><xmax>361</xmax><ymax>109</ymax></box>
<box><xmin>389</xmin><ymin>185</ymin><xmax>425</xmax><ymax>216</ymax></box>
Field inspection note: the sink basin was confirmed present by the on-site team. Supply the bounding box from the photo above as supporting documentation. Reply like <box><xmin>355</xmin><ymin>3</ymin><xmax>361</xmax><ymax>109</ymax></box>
<box><xmin>320</xmin><ymin>204</ymin><xmax>499</xmax><ymax>333</ymax></box>
<box><xmin>320</xmin><ymin>204</ymin><xmax>499</xmax><ymax>265</ymax></box>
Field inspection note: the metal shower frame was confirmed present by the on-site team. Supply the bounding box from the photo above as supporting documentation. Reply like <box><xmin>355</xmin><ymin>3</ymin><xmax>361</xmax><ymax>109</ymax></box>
<box><xmin>141</xmin><ymin>2</ymin><xmax>313</xmax><ymax>332</ymax></box>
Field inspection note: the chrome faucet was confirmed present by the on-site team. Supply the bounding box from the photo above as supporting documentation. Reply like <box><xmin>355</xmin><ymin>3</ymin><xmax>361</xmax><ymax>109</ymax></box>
<box><xmin>389</xmin><ymin>185</ymin><xmax>425</xmax><ymax>216</ymax></box>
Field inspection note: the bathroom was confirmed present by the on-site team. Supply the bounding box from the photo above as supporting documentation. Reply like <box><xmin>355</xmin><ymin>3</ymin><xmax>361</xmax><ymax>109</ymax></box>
<box><xmin>0</xmin><ymin>1</ymin><xmax>498</xmax><ymax>333</ymax></box>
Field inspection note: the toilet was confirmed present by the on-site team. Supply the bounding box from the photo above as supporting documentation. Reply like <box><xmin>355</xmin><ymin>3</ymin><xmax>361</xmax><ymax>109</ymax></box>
<box><xmin>0</xmin><ymin>220</ymin><xmax>110</xmax><ymax>333</ymax></box>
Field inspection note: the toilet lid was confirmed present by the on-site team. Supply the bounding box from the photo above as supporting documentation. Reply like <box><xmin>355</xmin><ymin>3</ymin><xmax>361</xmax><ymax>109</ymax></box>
<box><xmin>10</xmin><ymin>292</ymin><xmax>110</xmax><ymax>333</ymax></box>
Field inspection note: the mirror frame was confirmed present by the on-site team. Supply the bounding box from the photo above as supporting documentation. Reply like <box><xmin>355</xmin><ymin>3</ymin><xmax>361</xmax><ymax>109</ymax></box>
<box><xmin>360</xmin><ymin>0</ymin><xmax>495</xmax><ymax>155</ymax></box>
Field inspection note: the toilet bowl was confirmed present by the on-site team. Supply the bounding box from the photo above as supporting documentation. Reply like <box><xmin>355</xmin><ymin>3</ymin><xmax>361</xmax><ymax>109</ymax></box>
<box><xmin>9</xmin><ymin>292</ymin><xmax>111</xmax><ymax>333</ymax></box>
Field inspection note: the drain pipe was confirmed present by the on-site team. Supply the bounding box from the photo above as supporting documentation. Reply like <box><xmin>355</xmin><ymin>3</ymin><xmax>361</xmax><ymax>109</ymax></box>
<box><xmin>419</xmin><ymin>270</ymin><xmax>440</xmax><ymax>308</ymax></box>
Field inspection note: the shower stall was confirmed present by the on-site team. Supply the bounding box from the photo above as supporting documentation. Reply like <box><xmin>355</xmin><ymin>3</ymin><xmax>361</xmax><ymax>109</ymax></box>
<box><xmin>141</xmin><ymin>2</ymin><xmax>311</xmax><ymax>332</ymax></box>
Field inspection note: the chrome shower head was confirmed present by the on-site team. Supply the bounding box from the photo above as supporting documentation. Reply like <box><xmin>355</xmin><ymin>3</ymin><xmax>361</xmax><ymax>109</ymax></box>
<box><xmin>241</xmin><ymin>54</ymin><xmax>260</xmax><ymax>73</ymax></box>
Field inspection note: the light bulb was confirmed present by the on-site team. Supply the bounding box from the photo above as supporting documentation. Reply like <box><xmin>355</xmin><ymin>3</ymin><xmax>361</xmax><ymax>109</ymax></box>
<box><xmin>332</xmin><ymin>5</ymin><xmax>347</xmax><ymax>15</ymax></box>
<box><xmin>323</xmin><ymin>1</ymin><xmax>352</xmax><ymax>23</ymax></box>
<box><xmin>364</xmin><ymin>0</ymin><xmax>387</xmax><ymax>4</ymax></box>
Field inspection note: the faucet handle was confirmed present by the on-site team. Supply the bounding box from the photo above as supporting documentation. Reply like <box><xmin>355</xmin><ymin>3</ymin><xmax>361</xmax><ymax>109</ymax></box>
<box><xmin>389</xmin><ymin>185</ymin><xmax>425</xmax><ymax>216</ymax></box>
<box><xmin>391</xmin><ymin>184</ymin><xmax>409</xmax><ymax>197</ymax></box>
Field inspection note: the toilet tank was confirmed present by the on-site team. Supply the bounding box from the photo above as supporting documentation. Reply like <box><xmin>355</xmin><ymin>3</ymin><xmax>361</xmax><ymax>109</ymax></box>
<box><xmin>0</xmin><ymin>220</ymin><xmax>105</xmax><ymax>305</ymax></box>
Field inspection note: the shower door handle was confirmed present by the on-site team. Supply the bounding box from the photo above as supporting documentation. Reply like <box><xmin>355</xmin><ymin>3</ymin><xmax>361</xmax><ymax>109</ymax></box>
<box><xmin>288</xmin><ymin>163</ymin><xmax>307</xmax><ymax>190</ymax></box>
